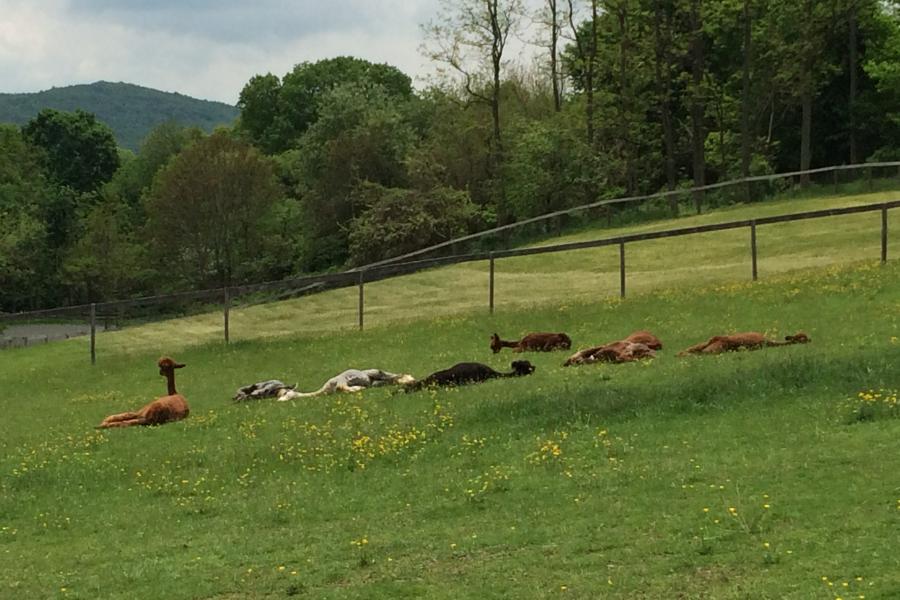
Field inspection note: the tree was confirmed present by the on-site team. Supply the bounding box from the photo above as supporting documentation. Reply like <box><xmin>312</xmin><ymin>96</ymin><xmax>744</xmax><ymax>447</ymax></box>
<box><xmin>291</xmin><ymin>82</ymin><xmax>415</xmax><ymax>270</ymax></box>
<box><xmin>22</xmin><ymin>109</ymin><xmax>119</xmax><ymax>194</ymax></box>
<box><xmin>347</xmin><ymin>183</ymin><xmax>483</xmax><ymax>265</ymax></box>
<box><xmin>144</xmin><ymin>132</ymin><xmax>283</xmax><ymax>289</ymax></box>
<box><xmin>0</xmin><ymin>125</ymin><xmax>53</xmax><ymax>311</ymax></box>
<box><xmin>62</xmin><ymin>201</ymin><xmax>147</xmax><ymax>302</ymax></box>
<box><xmin>238</xmin><ymin>57</ymin><xmax>413</xmax><ymax>154</ymax></box>
<box><xmin>564</xmin><ymin>0</ymin><xmax>600</xmax><ymax>146</ymax></box>
<box><xmin>423</xmin><ymin>0</ymin><xmax>524</xmax><ymax>162</ymax></box>
<box><xmin>501</xmin><ymin>116</ymin><xmax>593</xmax><ymax>221</ymax></box>
<box><xmin>104</xmin><ymin>121</ymin><xmax>202</xmax><ymax>227</ymax></box>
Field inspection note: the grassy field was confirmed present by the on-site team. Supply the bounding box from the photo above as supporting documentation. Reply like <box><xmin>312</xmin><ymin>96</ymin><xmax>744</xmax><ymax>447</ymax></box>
<box><xmin>1</xmin><ymin>189</ymin><xmax>899</xmax><ymax>599</ymax></box>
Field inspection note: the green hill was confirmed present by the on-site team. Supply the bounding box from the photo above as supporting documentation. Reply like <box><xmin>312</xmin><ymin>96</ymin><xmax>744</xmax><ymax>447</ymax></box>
<box><xmin>0</xmin><ymin>81</ymin><xmax>239</xmax><ymax>151</ymax></box>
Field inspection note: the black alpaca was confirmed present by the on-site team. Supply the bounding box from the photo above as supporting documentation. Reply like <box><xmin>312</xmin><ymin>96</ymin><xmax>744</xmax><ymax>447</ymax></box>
<box><xmin>406</xmin><ymin>360</ymin><xmax>536</xmax><ymax>392</ymax></box>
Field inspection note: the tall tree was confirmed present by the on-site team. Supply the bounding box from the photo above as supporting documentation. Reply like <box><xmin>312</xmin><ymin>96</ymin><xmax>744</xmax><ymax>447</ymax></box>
<box><xmin>565</xmin><ymin>0</ymin><xmax>600</xmax><ymax>146</ymax></box>
<box><xmin>144</xmin><ymin>132</ymin><xmax>283</xmax><ymax>288</ymax></box>
<box><xmin>423</xmin><ymin>0</ymin><xmax>524</xmax><ymax>162</ymax></box>
<box><xmin>22</xmin><ymin>109</ymin><xmax>119</xmax><ymax>194</ymax></box>
<box><xmin>688</xmin><ymin>0</ymin><xmax>706</xmax><ymax>208</ymax></box>
<box><xmin>238</xmin><ymin>57</ymin><xmax>413</xmax><ymax>154</ymax></box>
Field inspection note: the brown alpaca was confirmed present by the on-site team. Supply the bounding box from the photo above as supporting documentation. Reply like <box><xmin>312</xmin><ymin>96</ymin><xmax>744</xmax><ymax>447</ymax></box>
<box><xmin>622</xmin><ymin>330</ymin><xmax>663</xmax><ymax>350</ymax></box>
<box><xmin>490</xmin><ymin>332</ymin><xmax>572</xmax><ymax>354</ymax></box>
<box><xmin>563</xmin><ymin>339</ymin><xmax>657</xmax><ymax>366</ymax></box>
<box><xmin>96</xmin><ymin>357</ymin><xmax>190</xmax><ymax>429</ymax></box>
<box><xmin>677</xmin><ymin>331</ymin><xmax>811</xmax><ymax>357</ymax></box>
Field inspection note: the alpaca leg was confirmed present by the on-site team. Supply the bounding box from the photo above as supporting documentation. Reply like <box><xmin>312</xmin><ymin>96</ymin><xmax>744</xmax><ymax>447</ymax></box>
<box><xmin>97</xmin><ymin>415</ymin><xmax>147</xmax><ymax>429</ymax></box>
<box><xmin>97</xmin><ymin>411</ymin><xmax>141</xmax><ymax>428</ymax></box>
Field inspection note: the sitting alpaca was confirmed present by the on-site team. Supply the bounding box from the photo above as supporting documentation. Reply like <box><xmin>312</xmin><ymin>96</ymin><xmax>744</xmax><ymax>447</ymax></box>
<box><xmin>563</xmin><ymin>330</ymin><xmax>662</xmax><ymax>366</ymax></box>
<box><xmin>490</xmin><ymin>332</ymin><xmax>572</xmax><ymax>354</ymax></box>
<box><xmin>233</xmin><ymin>379</ymin><xmax>295</xmax><ymax>402</ymax></box>
<box><xmin>406</xmin><ymin>360</ymin><xmax>536</xmax><ymax>392</ymax></box>
<box><xmin>677</xmin><ymin>331</ymin><xmax>811</xmax><ymax>357</ymax></box>
<box><xmin>97</xmin><ymin>358</ymin><xmax>190</xmax><ymax>429</ymax></box>
<box><xmin>277</xmin><ymin>369</ymin><xmax>415</xmax><ymax>400</ymax></box>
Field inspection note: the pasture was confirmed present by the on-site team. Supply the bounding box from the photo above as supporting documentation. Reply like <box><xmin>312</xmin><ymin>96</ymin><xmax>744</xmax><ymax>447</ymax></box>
<box><xmin>1</xmin><ymin>190</ymin><xmax>899</xmax><ymax>599</ymax></box>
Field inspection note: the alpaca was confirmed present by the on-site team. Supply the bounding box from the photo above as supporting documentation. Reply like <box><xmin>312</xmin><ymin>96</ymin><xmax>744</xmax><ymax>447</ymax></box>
<box><xmin>677</xmin><ymin>331</ymin><xmax>811</xmax><ymax>357</ymax></box>
<box><xmin>490</xmin><ymin>332</ymin><xmax>572</xmax><ymax>354</ymax></box>
<box><xmin>405</xmin><ymin>360</ymin><xmax>535</xmax><ymax>392</ymax></box>
<box><xmin>277</xmin><ymin>369</ymin><xmax>415</xmax><ymax>400</ymax></box>
<box><xmin>96</xmin><ymin>357</ymin><xmax>190</xmax><ymax>429</ymax></box>
<box><xmin>233</xmin><ymin>379</ymin><xmax>295</xmax><ymax>402</ymax></box>
<box><xmin>563</xmin><ymin>330</ymin><xmax>662</xmax><ymax>366</ymax></box>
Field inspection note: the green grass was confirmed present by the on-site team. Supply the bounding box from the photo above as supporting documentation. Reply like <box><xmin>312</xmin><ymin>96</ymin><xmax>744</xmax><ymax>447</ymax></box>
<box><xmin>1</xmin><ymin>255</ymin><xmax>899</xmax><ymax>599</ymax></box>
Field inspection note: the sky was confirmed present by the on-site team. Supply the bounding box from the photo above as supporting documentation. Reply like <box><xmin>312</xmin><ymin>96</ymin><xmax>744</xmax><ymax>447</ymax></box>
<box><xmin>0</xmin><ymin>0</ymin><xmax>517</xmax><ymax>106</ymax></box>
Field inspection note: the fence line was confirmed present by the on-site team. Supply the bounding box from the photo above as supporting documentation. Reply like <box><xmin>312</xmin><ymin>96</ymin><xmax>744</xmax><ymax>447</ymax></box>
<box><xmin>1</xmin><ymin>200</ymin><xmax>897</xmax><ymax>362</ymax></box>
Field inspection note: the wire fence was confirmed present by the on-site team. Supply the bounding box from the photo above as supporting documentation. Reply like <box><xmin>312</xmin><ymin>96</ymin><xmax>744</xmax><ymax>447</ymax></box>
<box><xmin>1</xmin><ymin>162</ymin><xmax>898</xmax><ymax>360</ymax></box>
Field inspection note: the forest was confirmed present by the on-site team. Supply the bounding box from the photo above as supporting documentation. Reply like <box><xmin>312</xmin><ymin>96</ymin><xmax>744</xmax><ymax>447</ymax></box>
<box><xmin>1</xmin><ymin>0</ymin><xmax>898</xmax><ymax>312</ymax></box>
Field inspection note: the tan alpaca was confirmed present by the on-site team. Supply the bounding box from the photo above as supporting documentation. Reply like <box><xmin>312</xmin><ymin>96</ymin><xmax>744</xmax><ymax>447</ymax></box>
<box><xmin>677</xmin><ymin>331</ymin><xmax>810</xmax><ymax>357</ymax></box>
<box><xmin>96</xmin><ymin>358</ymin><xmax>190</xmax><ymax>428</ymax></box>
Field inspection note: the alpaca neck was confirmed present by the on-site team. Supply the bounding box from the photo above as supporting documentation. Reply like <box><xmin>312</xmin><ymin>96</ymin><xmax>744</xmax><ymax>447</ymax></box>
<box><xmin>500</xmin><ymin>340</ymin><xmax>518</xmax><ymax>348</ymax></box>
<box><xmin>164</xmin><ymin>373</ymin><xmax>178</xmax><ymax>396</ymax></box>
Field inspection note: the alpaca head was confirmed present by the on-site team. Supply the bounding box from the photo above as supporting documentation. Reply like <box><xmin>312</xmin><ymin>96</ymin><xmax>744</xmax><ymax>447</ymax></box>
<box><xmin>510</xmin><ymin>360</ymin><xmax>536</xmax><ymax>376</ymax></box>
<box><xmin>785</xmin><ymin>332</ymin><xmax>811</xmax><ymax>344</ymax></box>
<box><xmin>490</xmin><ymin>333</ymin><xmax>502</xmax><ymax>354</ymax></box>
<box><xmin>158</xmin><ymin>357</ymin><xmax>185</xmax><ymax>376</ymax></box>
<box><xmin>396</xmin><ymin>374</ymin><xmax>416</xmax><ymax>386</ymax></box>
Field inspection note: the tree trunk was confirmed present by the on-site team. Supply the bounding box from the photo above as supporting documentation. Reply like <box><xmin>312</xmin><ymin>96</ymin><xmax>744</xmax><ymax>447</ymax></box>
<box><xmin>653</xmin><ymin>4</ymin><xmax>676</xmax><ymax>193</ymax></box>
<box><xmin>690</xmin><ymin>0</ymin><xmax>705</xmax><ymax>213</ymax></box>
<box><xmin>586</xmin><ymin>0</ymin><xmax>598</xmax><ymax>147</ymax></box>
<box><xmin>848</xmin><ymin>5</ymin><xmax>859</xmax><ymax>164</ymax></box>
<box><xmin>740</xmin><ymin>0</ymin><xmax>753</xmax><ymax>193</ymax></box>
<box><xmin>800</xmin><ymin>88</ymin><xmax>812</xmax><ymax>186</ymax></box>
<box><xmin>549</xmin><ymin>0</ymin><xmax>561</xmax><ymax>112</ymax></box>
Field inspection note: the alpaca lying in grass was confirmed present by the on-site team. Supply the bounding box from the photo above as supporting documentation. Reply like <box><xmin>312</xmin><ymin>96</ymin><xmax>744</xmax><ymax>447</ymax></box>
<box><xmin>277</xmin><ymin>369</ymin><xmax>415</xmax><ymax>400</ymax></box>
<box><xmin>405</xmin><ymin>360</ymin><xmax>536</xmax><ymax>392</ymax></box>
<box><xmin>563</xmin><ymin>330</ymin><xmax>662</xmax><ymax>366</ymax></box>
<box><xmin>490</xmin><ymin>332</ymin><xmax>572</xmax><ymax>353</ymax></box>
<box><xmin>233</xmin><ymin>379</ymin><xmax>296</xmax><ymax>401</ymax></box>
<box><xmin>97</xmin><ymin>358</ymin><xmax>190</xmax><ymax>428</ymax></box>
<box><xmin>677</xmin><ymin>331</ymin><xmax>811</xmax><ymax>356</ymax></box>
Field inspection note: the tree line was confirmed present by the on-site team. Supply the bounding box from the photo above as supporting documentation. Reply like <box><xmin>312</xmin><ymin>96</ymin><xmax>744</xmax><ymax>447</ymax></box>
<box><xmin>1</xmin><ymin>0</ymin><xmax>898</xmax><ymax>312</ymax></box>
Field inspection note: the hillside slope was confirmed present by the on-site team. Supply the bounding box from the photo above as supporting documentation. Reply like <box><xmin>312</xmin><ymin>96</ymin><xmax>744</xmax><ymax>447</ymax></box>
<box><xmin>0</xmin><ymin>81</ymin><xmax>239</xmax><ymax>151</ymax></box>
<box><xmin>0</xmin><ymin>257</ymin><xmax>897</xmax><ymax>599</ymax></box>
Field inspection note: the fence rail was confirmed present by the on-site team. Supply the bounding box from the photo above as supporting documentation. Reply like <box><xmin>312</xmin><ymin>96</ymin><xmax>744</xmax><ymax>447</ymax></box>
<box><xmin>1</xmin><ymin>180</ymin><xmax>897</xmax><ymax>363</ymax></box>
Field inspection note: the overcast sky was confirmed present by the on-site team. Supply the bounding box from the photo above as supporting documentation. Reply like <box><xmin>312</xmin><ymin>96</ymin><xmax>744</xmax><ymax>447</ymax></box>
<box><xmin>0</xmin><ymin>0</ymin><xmax>536</xmax><ymax>105</ymax></box>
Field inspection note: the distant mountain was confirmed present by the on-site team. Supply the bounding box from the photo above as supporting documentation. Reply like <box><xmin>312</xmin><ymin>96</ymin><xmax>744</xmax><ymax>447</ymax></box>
<box><xmin>0</xmin><ymin>81</ymin><xmax>240</xmax><ymax>151</ymax></box>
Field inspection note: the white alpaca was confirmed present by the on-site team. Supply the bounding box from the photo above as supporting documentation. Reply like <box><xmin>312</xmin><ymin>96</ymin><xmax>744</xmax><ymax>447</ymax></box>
<box><xmin>278</xmin><ymin>369</ymin><xmax>415</xmax><ymax>400</ymax></box>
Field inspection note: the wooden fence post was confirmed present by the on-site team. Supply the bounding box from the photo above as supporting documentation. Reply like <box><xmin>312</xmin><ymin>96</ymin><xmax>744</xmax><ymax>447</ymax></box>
<box><xmin>750</xmin><ymin>221</ymin><xmax>758</xmax><ymax>281</ymax></box>
<box><xmin>833</xmin><ymin>168</ymin><xmax>838</xmax><ymax>194</ymax></box>
<box><xmin>223</xmin><ymin>287</ymin><xmax>230</xmax><ymax>343</ymax></box>
<box><xmin>883</xmin><ymin>206</ymin><xmax>889</xmax><ymax>264</ymax></box>
<box><xmin>488</xmin><ymin>253</ymin><xmax>495</xmax><ymax>314</ymax></box>
<box><xmin>867</xmin><ymin>166</ymin><xmax>873</xmax><ymax>191</ymax></box>
<box><xmin>358</xmin><ymin>270</ymin><xmax>365</xmax><ymax>331</ymax></box>
<box><xmin>619</xmin><ymin>242</ymin><xmax>626</xmax><ymax>298</ymax></box>
<box><xmin>90</xmin><ymin>302</ymin><xmax>96</xmax><ymax>365</ymax></box>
